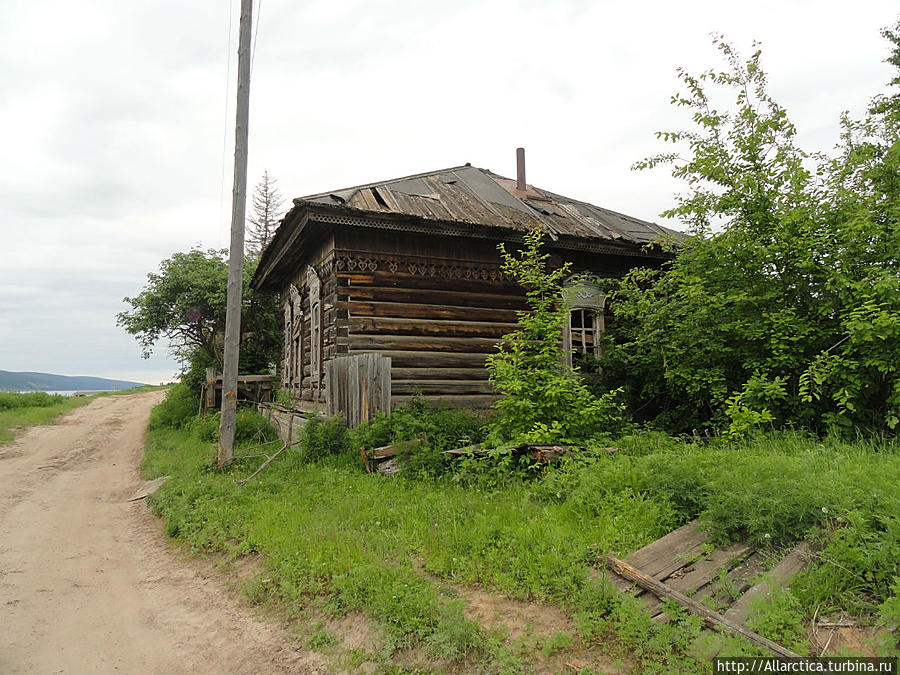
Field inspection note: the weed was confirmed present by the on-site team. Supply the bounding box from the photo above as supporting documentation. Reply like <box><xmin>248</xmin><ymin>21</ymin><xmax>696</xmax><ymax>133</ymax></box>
<box><xmin>541</xmin><ymin>629</ymin><xmax>574</xmax><ymax>656</ymax></box>
<box><xmin>306</xmin><ymin>622</ymin><xmax>340</xmax><ymax>649</ymax></box>
<box><xmin>746</xmin><ymin>586</ymin><xmax>809</xmax><ymax>655</ymax></box>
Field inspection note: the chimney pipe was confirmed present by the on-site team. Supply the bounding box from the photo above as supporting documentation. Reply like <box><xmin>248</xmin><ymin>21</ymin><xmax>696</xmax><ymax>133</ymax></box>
<box><xmin>516</xmin><ymin>147</ymin><xmax>526</xmax><ymax>192</ymax></box>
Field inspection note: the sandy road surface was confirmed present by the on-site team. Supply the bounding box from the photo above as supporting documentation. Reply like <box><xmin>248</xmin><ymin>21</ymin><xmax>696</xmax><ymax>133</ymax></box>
<box><xmin>0</xmin><ymin>392</ymin><xmax>323</xmax><ymax>674</ymax></box>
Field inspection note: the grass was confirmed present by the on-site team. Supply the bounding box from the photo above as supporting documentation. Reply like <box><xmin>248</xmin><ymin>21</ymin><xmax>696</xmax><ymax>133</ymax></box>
<box><xmin>140</xmin><ymin>392</ymin><xmax>900</xmax><ymax>670</ymax></box>
<box><xmin>0</xmin><ymin>392</ymin><xmax>94</xmax><ymax>445</ymax></box>
<box><xmin>0</xmin><ymin>386</ymin><xmax>165</xmax><ymax>446</ymax></box>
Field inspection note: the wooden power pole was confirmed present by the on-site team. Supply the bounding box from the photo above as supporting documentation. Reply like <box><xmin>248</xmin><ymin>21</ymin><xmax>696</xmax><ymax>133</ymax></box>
<box><xmin>218</xmin><ymin>0</ymin><xmax>253</xmax><ymax>467</ymax></box>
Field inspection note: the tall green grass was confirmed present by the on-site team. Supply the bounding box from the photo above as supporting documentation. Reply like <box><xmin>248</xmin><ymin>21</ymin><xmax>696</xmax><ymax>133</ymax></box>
<box><xmin>140</xmin><ymin>401</ymin><xmax>900</xmax><ymax>668</ymax></box>
<box><xmin>0</xmin><ymin>392</ymin><xmax>93</xmax><ymax>445</ymax></box>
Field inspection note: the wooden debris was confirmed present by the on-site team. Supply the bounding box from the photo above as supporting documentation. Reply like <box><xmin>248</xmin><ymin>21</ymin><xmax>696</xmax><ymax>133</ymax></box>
<box><xmin>362</xmin><ymin>434</ymin><xmax>426</xmax><ymax>475</ymax></box>
<box><xmin>723</xmin><ymin>543</ymin><xmax>809</xmax><ymax>626</ymax></box>
<box><xmin>442</xmin><ymin>443</ymin><xmax>486</xmax><ymax>456</ymax></box>
<box><xmin>235</xmin><ymin>442</ymin><xmax>288</xmax><ymax>486</ymax></box>
<box><xmin>128</xmin><ymin>476</ymin><xmax>170</xmax><ymax>501</ymax></box>
<box><xmin>606</xmin><ymin>554</ymin><xmax>799</xmax><ymax>658</ymax></box>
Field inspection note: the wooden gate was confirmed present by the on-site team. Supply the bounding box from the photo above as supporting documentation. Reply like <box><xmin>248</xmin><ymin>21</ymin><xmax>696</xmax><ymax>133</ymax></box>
<box><xmin>325</xmin><ymin>354</ymin><xmax>391</xmax><ymax>428</ymax></box>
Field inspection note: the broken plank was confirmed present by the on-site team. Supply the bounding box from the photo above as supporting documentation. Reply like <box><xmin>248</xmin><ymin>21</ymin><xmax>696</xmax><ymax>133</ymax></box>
<box><xmin>626</xmin><ymin>521</ymin><xmax>710</xmax><ymax>579</ymax></box>
<box><xmin>723</xmin><ymin>543</ymin><xmax>810</xmax><ymax>626</ymax></box>
<box><xmin>606</xmin><ymin>555</ymin><xmax>799</xmax><ymax>658</ymax></box>
<box><xmin>649</xmin><ymin>542</ymin><xmax>755</xmax><ymax>620</ymax></box>
<box><xmin>369</xmin><ymin>436</ymin><xmax>426</xmax><ymax>459</ymax></box>
<box><xmin>128</xmin><ymin>476</ymin><xmax>169</xmax><ymax>501</ymax></box>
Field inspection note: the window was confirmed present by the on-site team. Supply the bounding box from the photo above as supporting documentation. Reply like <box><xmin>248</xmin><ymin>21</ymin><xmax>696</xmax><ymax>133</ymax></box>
<box><xmin>562</xmin><ymin>274</ymin><xmax>606</xmax><ymax>370</ymax></box>
<box><xmin>307</xmin><ymin>267</ymin><xmax>322</xmax><ymax>390</ymax></box>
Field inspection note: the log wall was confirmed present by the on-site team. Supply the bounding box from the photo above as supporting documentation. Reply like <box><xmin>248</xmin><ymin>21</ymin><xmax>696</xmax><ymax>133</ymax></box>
<box><xmin>279</xmin><ymin>225</ymin><xmax>654</xmax><ymax>408</ymax></box>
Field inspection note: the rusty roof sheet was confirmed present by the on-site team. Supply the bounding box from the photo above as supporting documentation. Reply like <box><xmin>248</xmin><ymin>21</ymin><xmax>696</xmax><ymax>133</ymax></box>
<box><xmin>300</xmin><ymin>164</ymin><xmax>679</xmax><ymax>245</ymax></box>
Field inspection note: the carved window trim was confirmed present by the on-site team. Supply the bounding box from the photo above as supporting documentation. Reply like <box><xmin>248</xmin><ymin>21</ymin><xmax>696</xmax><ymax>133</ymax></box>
<box><xmin>562</xmin><ymin>274</ymin><xmax>606</xmax><ymax>369</ymax></box>
<box><xmin>307</xmin><ymin>267</ymin><xmax>322</xmax><ymax>390</ymax></box>
<box><xmin>289</xmin><ymin>284</ymin><xmax>303</xmax><ymax>388</ymax></box>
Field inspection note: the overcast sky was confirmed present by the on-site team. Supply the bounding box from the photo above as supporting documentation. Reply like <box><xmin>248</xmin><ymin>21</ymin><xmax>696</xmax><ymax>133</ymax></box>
<box><xmin>0</xmin><ymin>0</ymin><xmax>896</xmax><ymax>385</ymax></box>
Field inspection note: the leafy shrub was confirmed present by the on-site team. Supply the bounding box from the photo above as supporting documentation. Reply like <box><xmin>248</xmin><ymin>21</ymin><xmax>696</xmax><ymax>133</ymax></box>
<box><xmin>187</xmin><ymin>407</ymin><xmax>279</xmax><ymax>446</ymax></box>
<box><xmin>148</xmin><ymin>383</ymin><xmax>197</xmax><ymax>429</ymax></box>
<box><xmin>0</xmin><ymin>392</ymin><xmax>67</xmax><ymax>409</ymax></box>
<box><xmin>486</xmin><ymin>228</ymin><xmax>628</xmax><ymax>445</ymax></box>
<box><xmin>235</xmin><ymin>407</ymin><xmax>279</xmax><ymax>444</ymax></box>
<box><xmin>301</xmin><ymin>415</ymin><xmax>349</xmax><ymax>461</ymax></box>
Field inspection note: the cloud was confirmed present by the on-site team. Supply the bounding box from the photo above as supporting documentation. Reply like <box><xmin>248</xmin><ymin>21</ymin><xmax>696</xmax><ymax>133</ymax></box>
<box><xmin>0</xmin><ymin>0</ymin><xmax>896</xmax><ymax>382</ymax></box>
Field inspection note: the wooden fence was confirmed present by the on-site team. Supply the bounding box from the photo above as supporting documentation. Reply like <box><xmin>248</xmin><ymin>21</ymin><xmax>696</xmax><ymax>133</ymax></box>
<box><xmin>325</xmin><ymin>353</ymin><xmax>391</xmax><ymax>428</ymax></box>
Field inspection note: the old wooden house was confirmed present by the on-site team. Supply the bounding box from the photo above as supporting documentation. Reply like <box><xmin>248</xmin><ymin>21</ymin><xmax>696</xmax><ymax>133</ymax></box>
<box><xmin>251</xmin><ymin>151</ymin><xmax>677</xmax><ymax>411</ymax></box>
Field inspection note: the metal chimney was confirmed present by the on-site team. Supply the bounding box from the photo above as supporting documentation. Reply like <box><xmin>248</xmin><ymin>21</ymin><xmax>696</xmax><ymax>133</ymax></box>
<box><xmin>516</xmin><ymin>147</ymin><xmax>526</xmax><ymax>192</ymax></box>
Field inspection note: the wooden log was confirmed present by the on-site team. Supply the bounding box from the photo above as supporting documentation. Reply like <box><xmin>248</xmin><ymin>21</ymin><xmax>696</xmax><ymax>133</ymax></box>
<box><xmin>338</xmin><ymin>284</ymin><xmax>528</xmax><ymax>310</ymax></box>
<box><xmin>391</xmin><ymin>380</ymin><xmax>495</xmax><ymax>395</ymax></box>
<box><xmin>336</xmin><ymin>270</ymin><xmax>523</xmax><ymax>295</ymax></box>
<box><xmin>391</xmin><ymin>394</ymin><xmax>498</xmax><ymax>408</ymax></box>
<box><xmin>339</xmin><ymin>300</ymin><xmax>520</xmax><ymax>323</ymax></box>
<box><xmin>606</xmin><ymin>555</ymin><xmax>799</xmax><ymax>658</ymax></box>
<box><xmin>391</xmin><ymin>367</ymin><xmax>489</xmax><ymax>381</ymax></box>
<box><xmin>350</xmin><ymin>316</ymin><xmax>516</xmax><ymax>338</ymax></box>
<box><xmin>352</xmin><ymin>350</ymin><xmax>488</xmax><ymax>368</ymax></box>
<box><xmin>349</xmin><ymin>334</ymin><xmax>499</xmax><ymax>353</ymax></box>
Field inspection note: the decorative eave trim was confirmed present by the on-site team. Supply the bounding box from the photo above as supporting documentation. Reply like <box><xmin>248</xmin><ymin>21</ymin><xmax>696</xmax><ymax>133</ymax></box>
<box><xmin>252</xmin><ymin>201</ymin><xmax>671</xmax><ymax>290</ymax></box>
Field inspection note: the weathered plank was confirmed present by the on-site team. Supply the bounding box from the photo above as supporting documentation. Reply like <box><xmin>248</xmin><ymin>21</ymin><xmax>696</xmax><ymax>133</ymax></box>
<box><xmin>340</xmin><ymin>300</ymin><xmax>520</xmax><ymax>323</ymax></box>
<box><xmin>626</xmin><ymin>522</ymin><xmax>710</xmax><ymax>579</ymax></box>
<box><xmin>392</xmin><ymin>380</ymin><xmax>495</xmax><ymax>395</ymax></box>
<box><xmin>648</xmin><ymin>542</ymin><xmax>755</xmax><ymax>619</ymax></box>
<box><xmin>723</xmin><ymin>543</ymin><xmax>810</xmax><ymax>626</ymax></box>
<box><xmin>692</xmin><ymin>551</ymin><xmax>768</xmax><ymax>609</ymax></box>
<box><xmin>349</xmin><ymin>334</ymin><xmax>499</xmax><ymax>353</ymax></box>
<box><xmin>325</xmin><ymin>353</ymin><xmax>391</xmax><ymax>428</ymax></box>
<box><xmin>350</xmin><ymin>316</ymin><xmax>516</xmax><ymax>338</ymax></box>
<box><xmin>607</xmin><ymin>555</ymin><xmax>799</xmax><ymax>658</ymax></box>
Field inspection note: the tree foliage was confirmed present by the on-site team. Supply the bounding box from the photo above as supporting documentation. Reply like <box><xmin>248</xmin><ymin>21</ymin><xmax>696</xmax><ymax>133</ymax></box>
<box><xmin>602</xmin><ymin>26</ymin><xmax>900</xmax><ymax>435</ymax></box>
<box><xmin>116</xmin><ymin>248</ymin><xmax>280</xmax><ymax>379</ymax></box>
<box><xmin>486</xmin><ymin>229</ymin><xmax>625</xmax><ymax>444</ymax></box>
<box><xmin>246</xmin><ymin>170</ymin><xmax>285</xmax><ymax>255</ymax></box>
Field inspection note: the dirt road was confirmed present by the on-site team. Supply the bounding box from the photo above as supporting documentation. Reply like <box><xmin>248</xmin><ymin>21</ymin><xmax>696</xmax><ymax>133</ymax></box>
<box><xmin>0</xmin><ymin>392</ymin><xmax>321</xmax><ymax>674</ymax></box>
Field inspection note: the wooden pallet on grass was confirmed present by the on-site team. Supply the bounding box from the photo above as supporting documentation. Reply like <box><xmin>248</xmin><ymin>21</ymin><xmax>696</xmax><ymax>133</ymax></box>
<box><xmin>604</xmin><ymin>521</ymin><xmax>810</xmax><ymax>657</ymax></box>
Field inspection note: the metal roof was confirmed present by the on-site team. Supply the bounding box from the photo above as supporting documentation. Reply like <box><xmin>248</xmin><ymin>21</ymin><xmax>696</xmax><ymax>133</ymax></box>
<box><xmin>299</xmin><ymin>164</ymin><xmax>680</xmax><ymax>245</ymax></box>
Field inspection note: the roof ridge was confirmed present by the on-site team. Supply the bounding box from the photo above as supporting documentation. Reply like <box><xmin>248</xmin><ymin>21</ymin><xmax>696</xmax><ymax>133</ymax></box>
<box><xmin>298</xmin><ymin>164</ymin><xmax>479</xmax><ymax>201</ymax></box>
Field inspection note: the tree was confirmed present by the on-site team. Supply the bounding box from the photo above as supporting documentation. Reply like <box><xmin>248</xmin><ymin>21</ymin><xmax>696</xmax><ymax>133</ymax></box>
<box><xmin>602</xmin><ymin>26</ymin><xmax>900</xmax><ymax>435</ymax></box>
<box><xmin>116</xmin><ymin>249</ymin><xmax>281</xmax><ymax>384</ymax></box>
<box><xmin>246</xmin><ymin>170</ymin><xmax>285</xmax><ymax>255</ymax></box>
<box><xmin>486</xmin><ymin>228</ymin><xmax>624</xmax><ymax>444</ymax></box>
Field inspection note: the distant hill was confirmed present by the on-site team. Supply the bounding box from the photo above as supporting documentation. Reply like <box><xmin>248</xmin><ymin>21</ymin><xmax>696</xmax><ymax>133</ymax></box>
<box><xmin>0</xmin><ymin>370</ymin><xmax>146</xmax><ymax>392</ymax></box>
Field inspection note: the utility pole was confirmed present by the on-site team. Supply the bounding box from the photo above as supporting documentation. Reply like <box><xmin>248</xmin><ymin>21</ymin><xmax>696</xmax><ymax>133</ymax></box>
<box><xmin>218</xmin><ymin>0</ymin><xmax>253</xmax><ymax>467</ymax></box>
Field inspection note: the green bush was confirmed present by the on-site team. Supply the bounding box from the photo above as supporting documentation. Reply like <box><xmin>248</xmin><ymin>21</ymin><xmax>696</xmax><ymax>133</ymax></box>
<box><xmin>487</xmin><ymin>229</ymin><xmax>628</xmax><ymax>445</ymax></box>
<box><xmin>0</xmin><ymin>392</ymin><xmax>67</xmax><ymax>410</ymax></box>
<box><xmin>187</xmin><ymin>407</ymin><xmax>279</xmax><ymax>446</ymax></box>
<box><xmin>300</xmin><ymin>415</ymin><xmax>349</xmax><ymax>461</ymax></box>
<box><xmin>148</xmin><ymin>383</ymin><xmax>198</xmax><ymax>429</ymax></box>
